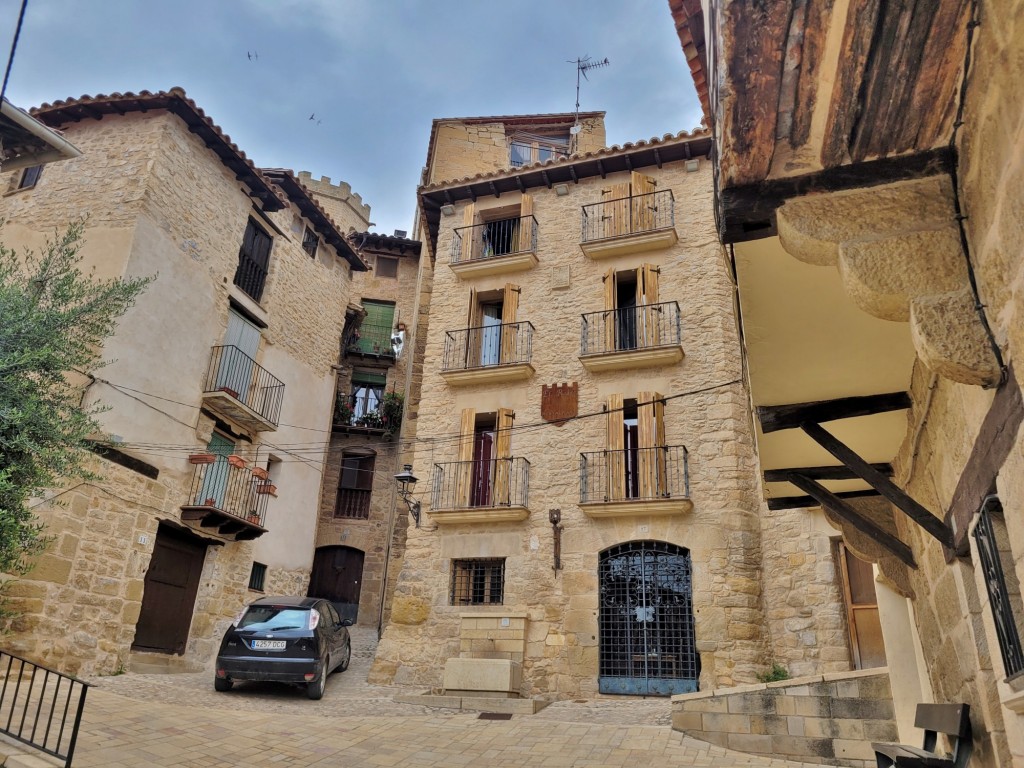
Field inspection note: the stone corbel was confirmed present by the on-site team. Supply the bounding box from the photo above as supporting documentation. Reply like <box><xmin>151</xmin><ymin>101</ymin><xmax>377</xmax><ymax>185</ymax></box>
<box><xmin>776</xmin><ymin>176</ymin><xmax>1000</xmax><ymax>387</ymax></box>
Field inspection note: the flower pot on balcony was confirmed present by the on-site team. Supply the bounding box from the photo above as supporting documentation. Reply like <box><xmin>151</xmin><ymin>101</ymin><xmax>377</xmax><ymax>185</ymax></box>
<box><xmin>189</xmin><ymin>453</ymin><xmax>216</xmax><ymax>465</ymax></box>
<box><xmin>251</xmin><ymin>467</ymin><xmax>269</xmax><ymax>480</ymax></box>
<box><xmin>247</xmin><ymin>513</ymin><xmax>261</xmax><ymax>524</ymax></box>
<box><xmin>227</xmin><ymin>455</ymin><xmax>247</xmax><ymax>469</ymax></box>
<box><xmin>204</xmin><ymin>497</ymin><xmax>217</xmax><ymax>506</ymax></box>
<box><xmin>255</xmin><ymin>483</ymin><xmax>277</xmax><ymax>496</ymax></box>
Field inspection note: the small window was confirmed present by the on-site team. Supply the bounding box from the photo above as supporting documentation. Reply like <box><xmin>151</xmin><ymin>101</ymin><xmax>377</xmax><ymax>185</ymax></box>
<box><xmin>234</xmin><ymin>219</ymin><xmax>273</xmax><ymax>302</ymax></box>
<box><xmin>248</xmin><ymin>562</ymin><xmax>267</xmax><ymax>592</ymax></box>
<box><xmin>335</xmin><ymin>453</ymin><xmax>375</xmax><ymax>519</ymax></box>
<box><xmin>375</xmin><ymin>256</ymin><xmax>399</xmax><ymax>279</ymax></box>
<box><xmin>18</xmin><ymin>165</ymin><xmax>42</xmax><ymax>190</ymax></box>
<box><xmin>450</xmin><ymin>558</ymin><xmax>505</xmax><ymax>605</ymax></box>
<box><xmin>302</xmin><ymin>226</ymin><xmax>319</xmax><ymax>258</ymax></box>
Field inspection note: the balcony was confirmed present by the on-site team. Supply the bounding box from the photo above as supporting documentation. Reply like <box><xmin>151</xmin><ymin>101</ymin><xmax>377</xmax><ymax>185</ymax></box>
<box><xmin>333</xmin><ymin>390</ymin><xmax>402</xmax><ymax>436</ymax></box>
<box><xmin>180</xmin><ymin>461</ymin><xmax>270</xmax><ymax>540</ymax></box>
<box><xmin>201</xmin><ymin>346</ymin><xmax>284</xmax><ymax>432</ymax></box>
<box><xmin>334</xmin><ymin>487</ymin><xmax>371</xmax><ymax>519</ymax></box>
<box><xmin>580</xmin><ymin>189</ymin><xmax>677</xmax><ymax>259</ymax></box>
<box><xmin>579</xmin><ymin>446</ymin><xmax>691</xmax><ymax>518</ymax></box>
<box><xmin>450</xmin><ymin>215</ymin><xmax>538</xmax><ymax>278</ymax></box>
<box><xmin>440</xmin><ymin>322</ymin><xmax>535</xmax><ymax>386</ymax></box>
<box><xmin>430</xmin><ymin>457</ymin><xmax>530</xmax><ymax>524</ymax></box>
<box><xmin>579</xmin><ymin>301</ymin><xmax>684</xmax><ymax>372</ymax></box>
<box><xmin>345</xmin><ymin>322</ymin><xmax>396</xmax><ymax>362</ymax></box>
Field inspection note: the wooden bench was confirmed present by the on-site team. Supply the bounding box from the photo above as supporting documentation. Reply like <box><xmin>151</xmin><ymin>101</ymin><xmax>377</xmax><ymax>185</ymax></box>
<box><xmin>872</xmin><ymin>703</ymin><xmax>972</xmax><ymax>768</ymax></box>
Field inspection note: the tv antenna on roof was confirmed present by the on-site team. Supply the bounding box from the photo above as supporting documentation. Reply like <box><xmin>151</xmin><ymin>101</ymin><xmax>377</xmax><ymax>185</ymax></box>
<box><xmin>569</xmin><ymin>56</ymin><xmax>610</xmax><ymax>152</ymax></box>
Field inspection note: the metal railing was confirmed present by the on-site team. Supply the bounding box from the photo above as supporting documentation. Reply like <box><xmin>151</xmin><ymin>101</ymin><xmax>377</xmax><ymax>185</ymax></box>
<box><xmin>509</xmin><ymin>140</ymin><xmax>569</xmax><ymax>168</ymax></box>
<box><xmin>186</xmin><ymin>461</ymin><xmax>270</xmax><ymax>527</ymax></box>
<box><xmin>233</xmin><ymin>251</ymin><xmax>268</xmax><ymax>302</ymax></box>
<box><xmin>0</xmin><ymin>651</ymin><xmax>89</xmax><ymax>767</ymax></box>
<box><xmin>347</xmin><ymin>323</ymin><xmax>396</xmax><ymax>359</ymax></box>
<box><xmin>451</xmin><ymin>215</ymin><xmax>538</xmax><ymax>264</ymax></box>
<box><xmin>973</xmin><ymin>497</ymin><xmax>1024</xmax><ymax>680</ymax></box>
<box><xmin>442</xmin><ymin>321</ymin><xmax>534</xmax><ymax>371</ymax></box>
<box><xmin>580</xmin><ymin>445</ymin><xmax>689</xmax><ymax>504</ymax></box>
<box><xmin>432</xmin><ymin>457</ymin><xmax>530</xmax><ymax>510</ymax></box>
<box><xmin>581</xmin><ymin>189</ymin><xmax>675</xmax><ymax>242</ymax></box>
<box><xmin>334</xmin><ymin>487</ymin><xmax>371</xmax><ymax>519</ymax></box>
<box><xmin>203</xmin><ymin>345</ymin><xmax>285</xmax><ymax>427</ymax></box>
<box><xmin>580</xmin><ymin>301</ymin><xmax>681</xmax><ymax>356</ymax></box>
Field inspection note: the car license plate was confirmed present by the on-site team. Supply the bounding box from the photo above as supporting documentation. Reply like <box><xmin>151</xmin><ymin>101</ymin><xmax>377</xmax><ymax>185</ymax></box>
<box><xmin>251</xmin><ymin>639</ymin><xmax>286</xmax><ymax>650</ymax></box>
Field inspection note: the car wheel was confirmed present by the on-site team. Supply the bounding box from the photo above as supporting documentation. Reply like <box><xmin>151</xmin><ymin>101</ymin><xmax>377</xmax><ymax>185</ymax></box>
<box><xmin>306</xmin><ymin>670</ymin><xmax>326</xmax><ymax>700</ymax></box>
<box><xmin>214</xmin><ymin>676</ymin><xmax>232</xmax><ymax>692</ymax></box>
<box><xmin>338</xmin><ymin>641</ymin><xmax>351</xmax><ymax>673</ymax></box>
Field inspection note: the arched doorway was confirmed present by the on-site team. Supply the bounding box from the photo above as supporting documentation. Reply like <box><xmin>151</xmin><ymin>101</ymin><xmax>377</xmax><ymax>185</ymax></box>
<box><xmin>598</xmin><ymin>541</ymin><xmax>699</xmax><ymax>695</ymax></box>
<box><xmin>308</xmin><ymin>546</ymin><xmax>365</xmax><ymax>623</ymax></box>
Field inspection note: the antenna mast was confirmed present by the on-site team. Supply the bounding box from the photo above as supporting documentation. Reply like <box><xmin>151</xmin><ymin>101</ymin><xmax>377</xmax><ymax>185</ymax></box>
<box><xmin>569</xmin><ymin>55</ymin><xmax>609</xmax><ymax>153</ymax></box>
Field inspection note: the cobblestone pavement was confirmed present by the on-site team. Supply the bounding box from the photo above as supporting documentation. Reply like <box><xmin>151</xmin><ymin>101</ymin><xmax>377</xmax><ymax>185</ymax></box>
<box><xmin>72</xmin><ymin>628</ymin><xmax>821</xmax><ymax>767</ymax></box>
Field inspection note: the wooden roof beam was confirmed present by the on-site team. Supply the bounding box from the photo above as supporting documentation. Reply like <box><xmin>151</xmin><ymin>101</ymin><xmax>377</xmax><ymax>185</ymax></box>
<box><xmin>763</xmin><ymin>464</ymin><xmax>892</xmax><ymax>482</ymax></box>
<box><xmin>758</xmin><ymin>392</ymin><xmax>911</xmax><ymax>434</ymax></box>
<box><xmin>767</xmin><ymin>488</ymin><xmax>880</xmax><ymax>510</ymax></box>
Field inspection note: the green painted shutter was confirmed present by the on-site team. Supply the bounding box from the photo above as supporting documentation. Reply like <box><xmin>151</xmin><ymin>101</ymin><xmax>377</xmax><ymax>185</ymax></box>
<box><xmin>358</xmin><ymin>301</ymin><xmax>396</xmax><ymax>354</ymax></box>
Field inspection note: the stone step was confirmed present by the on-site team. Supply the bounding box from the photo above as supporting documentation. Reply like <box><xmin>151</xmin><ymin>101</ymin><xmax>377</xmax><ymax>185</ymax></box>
<box><xmin>129</xmin><ymin>652</ymin><xmax>199</xmax><ymax>675</ymax></box>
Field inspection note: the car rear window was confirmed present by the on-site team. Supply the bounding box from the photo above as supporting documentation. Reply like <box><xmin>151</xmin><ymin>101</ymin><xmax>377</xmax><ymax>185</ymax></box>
<box><xmin>238</xmin><ymin>606</ymin><xmax>311</xmax><ymax>631</ymax></box>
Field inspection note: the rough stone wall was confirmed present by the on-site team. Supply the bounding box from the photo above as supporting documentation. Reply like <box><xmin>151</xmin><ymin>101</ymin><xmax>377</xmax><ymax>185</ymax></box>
<box><xmin>760</xmin><ymin>507</ymin><xmax>852</xmax><ymax>677</ymax></box>
<box><xmin>295</xmin><ymin>172</ymin><xmax>372</xmax><ymax>234</ymax></box>
<box><xmin>371</xmin><ymin>158</ymin><xmax>774</xmax><ymax>698</ymax></box>
<box><xmin>574</xmin><ymin>116</ymin><xmax>606</xmax><ymax>154</ymax></box>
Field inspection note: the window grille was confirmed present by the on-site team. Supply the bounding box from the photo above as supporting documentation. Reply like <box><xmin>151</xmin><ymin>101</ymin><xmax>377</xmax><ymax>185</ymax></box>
<box><xmin>335</xmin><ymin>454</ymin><xmax>374</xmax><ymax>519</ymax></box>
<box><xmin>249</xmin><ymin>562</ymin><xmax>267</xmax><ymax>591</ymax></box>
<box><xmin>450</xmin><ymin>558</ymin><xmax>505</xmax><ymax>605</ymax></box>
<box><xmin>302</xmin><ymin>226</ymin><xmax>319</xmax><ymax>257</ymax></box>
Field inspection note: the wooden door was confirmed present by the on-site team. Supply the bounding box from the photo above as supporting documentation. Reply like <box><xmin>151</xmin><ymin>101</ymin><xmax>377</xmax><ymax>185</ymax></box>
<box><xmin>839</xmin><ymin>544</ymin><xmax>887</xmax><ymax>669</ymax></box>
<box><xmin>133</xmin><ymin>526</ymin><xmax>207</xmax><ymax>654</ymax></box>
<box><xmin>471</xmin><ymin>426</ymin><xmax>496</xmax><ymax>506</ymax></box>
<box><xmin>308</xmin><ymin>546</ymin><xmax>365</xmax><ymax>623</ymax></box>
<box><xmin>196</xmin><ymin>433</ymin><xmax>234</xmax><ymax>508</ymax></box>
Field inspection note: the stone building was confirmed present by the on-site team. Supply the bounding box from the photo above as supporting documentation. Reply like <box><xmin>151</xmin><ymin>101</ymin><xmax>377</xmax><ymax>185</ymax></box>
<box><xmin>370</xmin><ymin>112</ymin><xmax>856</xmax><ymax>700</ymax></box>
<box><xmin>671</xmin><ymin>0</ymin><xmax>1024</xmax><ymax>764</ymax></box>
<box><xmin>0</xmin><ymin>89</ymin><xmax>370</xmax><ymax>675</ymax></box>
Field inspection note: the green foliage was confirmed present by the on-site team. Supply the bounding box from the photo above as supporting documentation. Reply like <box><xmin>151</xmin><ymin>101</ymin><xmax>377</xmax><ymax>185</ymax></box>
<box><xmin>756</xmin><ymin>662</ymin><xmax>790</xmax><ymax>683</ymax></box>
<box><xmin>334</xmin><ymin>393</ymin><xmax>354</xmax><ymax>426</ymax></box>
<box><xmin>0</xmin><ymin>221</ymin><xmax>150</xmax><ymax>576</ymax></box>
<box><xmin>380</xmin><ymin>391</ymin><xmax>404</xmax><ymax>438</ymax></box>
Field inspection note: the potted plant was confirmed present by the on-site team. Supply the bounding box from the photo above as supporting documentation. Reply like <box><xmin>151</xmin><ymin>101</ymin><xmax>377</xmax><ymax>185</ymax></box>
<box><xmin>227</xmin><ymin>455</ymin><xmax>247</xmax><ymax>469</ymax></box>
<box><xmin>381</xmin><ymin>391</ymin><xmax>405</xmax><ymax>439</ymax></box>
<box><xmin>247</xmin><ymin>512</ymin><xmax>261</xmax><ymax>524</ymax></box>
<box><xmin>189</xmin><ymin>453</ymin><xmax>216</xmax><ymax>465</ymax></box>
<box><xmin>334</xmin><ymin>394</ymin><xmax>354</xmax><ymax>426</ymax></box>
<box><xmin>356</xmin><ymin>410</ymin><xmax>385</xmax><ymax>430</ymax></box>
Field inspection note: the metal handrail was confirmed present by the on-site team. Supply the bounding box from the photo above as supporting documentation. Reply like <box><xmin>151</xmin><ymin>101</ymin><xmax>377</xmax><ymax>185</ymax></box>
<box><xmin>581</xmin><ymin>189</ymin><xmax>675</xmax><ymax>242</ymax></box>
<box><xmin>451</xmin><ymin>215</ymin><xmax>538</xmax><ymax>264</ymax></box>
<box><xmin>185</xmin><ymin>461</ymin><xmax>270</xmax><ymax>527</ymax></box>
<box><xmin>0</xmin><ymin>650</ymin><xmax>90</xmax><ymax>767</ymax></box>
<box><xmin>580</xmin><ymin>301</ymin><xmax>681</xmax><ymax>356</ymax></box>
<box><xmin>973</xmin><ymin>498</ymin><xmax>1024</xmax><ymax>679</ymax></box>
<box><xmin>442</xmin><ymin>321</ymin><xmax>534</xmax><ymax>371</ymax></box>
<box><xmin>203</xmin><ymin>345</ymin><xmax>285</xmax><ymax>427</ymax></box>
<box><xmin>432</xmin><ymin>457</ymin><xmax>530</xmax><ymax>510</ymax></box>
<box><xmin>580</xmin><ymin>445</ymin><xmax>689</xmax><ymax>504</ymax></box>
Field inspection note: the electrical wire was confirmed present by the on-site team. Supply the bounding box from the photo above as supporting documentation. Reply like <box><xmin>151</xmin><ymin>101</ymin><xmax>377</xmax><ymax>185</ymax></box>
<box><xmin>0</xmin><ymin>0</ymin><xmax>27</xmax><ymax>104</ymax></box>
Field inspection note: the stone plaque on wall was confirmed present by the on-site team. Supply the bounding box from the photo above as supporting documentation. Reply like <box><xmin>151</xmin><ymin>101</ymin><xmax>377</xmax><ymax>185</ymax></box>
<box><xmin>541</xmin><ymin>383</ymin><xmax>578</xmax><ymax>426</ymax></box>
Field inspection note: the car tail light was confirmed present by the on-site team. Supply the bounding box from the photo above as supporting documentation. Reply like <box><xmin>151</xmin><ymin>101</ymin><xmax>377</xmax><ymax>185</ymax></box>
<box><xmin>308</xmin><ymin>611</ymin><xmax>320</xmax><ymax>630</ymax></box>
<box><xmin>303</xmin><ymin>672</ymin><xmax>315</xmax><ymax>681</ymax></box>
<box><xmin>216</xmin><ymin>668</ymin><xmax>227</xmax><ymax>678</ymax></box>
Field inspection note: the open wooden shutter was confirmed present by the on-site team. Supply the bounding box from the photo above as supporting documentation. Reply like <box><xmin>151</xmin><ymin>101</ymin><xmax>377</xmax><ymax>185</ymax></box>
<box><xmin>466</xmin><ymin>288</ymin><xmax>482</xmax><ymax>367</ymax></box>
<box><xmin>631</xmin><ymin>172</ymin><xmax>657</xmax><ymax>231</ymax></box>
<box><xmin>517</xmin><ymin>193</ymin><xmax>534</xmax><ymax>253</ymax></box>
<box><xmin>500</xmin><ymin>284</ymin><xmax>520</xmax><ymax>364</ymax></box>
<box><xmin>607</xmin><ymin>394</ymin><xmax>626</xmax><ymax>501</ymax></box>
<box><xmin>608</xmin><ymin>182</ymin><xmax>631</xmax><ymax>236</ymax></box>
<box><xmin>602</xmin><ymin>268</ymin><xmax>616</xmax><ymax>353</ymax></box>
<box><xmin>460</xmin><ymin>203</ymin><xmax>476</xmax><ymax>262</ymax></box>
<box><xmin>493</xmin><ymin>408</ymin><xmax>515</xmax><ymax>505</ymax></box>
<box><xmin>638</xmin><ymin>264</ymin><xmax>661</xmax><ymax>347</ymax></box>
<box><xmin>456</xmin><ymin>408</ymin><xmax>476</xmax><ymax>507</ymax></box>
<box><xmin>637</xmin><ymin>392</ymin><xmax>667</xmax><ymax>498</ymax></box>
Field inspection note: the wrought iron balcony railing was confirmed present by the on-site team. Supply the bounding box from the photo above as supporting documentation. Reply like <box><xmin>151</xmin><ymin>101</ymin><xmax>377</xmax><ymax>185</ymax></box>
<box><xmin>183</xmin><ymin>460</ymin><xmax>270</xmax><ymax>530</ymax></box>
<box><xmin>443</xmin><ymin>321</ymin><xmax>534</xmax><ymax>371</ymax></box>
<box><xmin>580</xmin><ymin>301</ymin><xmax>681</xmax><ymax>356</ymax></box>
<box><xmin>973</xmin><ymin>497</ymin><xmax>1024</xmax><ymax>679</ymax></box>
<box><xmin>347</xmin><ymin>322</ymin><xmax>396</xmax><ymax>359</ymax></box>
<box><xmin>580</xmin><ymin>445</ymin><xmax>689</xmax><ymax>504</ymax></box>
<box><xmin>432</xmin><ymin>457</ymin><xmax>530</xmax><ymax>510</ymax></box>
<box><xmin>581</xmin><ymin>189</ymin><xmax>675</xmax><ymax>243</ymax></box>
<box><xmin>203</xmin><ymin>345</ymin><xmax>284</xmax><ymax>428</ymax></box>
<box><xmin>451</xmin><ymin>215</ymin><xmax>538</xmax><ymax>265</ymax></box>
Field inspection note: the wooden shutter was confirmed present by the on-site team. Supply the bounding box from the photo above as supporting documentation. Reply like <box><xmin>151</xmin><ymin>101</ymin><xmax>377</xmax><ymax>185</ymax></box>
<box><xmin>607</xmin><ymin>394</ymin><xmax>626</xmax><ymax>501</ymax></box>
<box><xmin>500</xmin><ymin>284</ymin><xmax>520</xmax><ymax>364</ymax></box>
<box><xmin>456</xmin><ymin>408</ymin><xmax>476</xmax><ymax>507</ymax></box>
<box><xmin>638</xmin><ymin>264</ymin><xmax>661</xmax><ymax>347</ymax></box>
<box><xmin>466</xmin><ymin>288</ymin><xmax>482</xmax><ymax>367</ymax></box>
<box><xmin>517</xmin><ymin>193</ymin><xmax>534</xmax><ymax>253</ymax></box>
<box><xmin>460</xmin><ymin>203</ymin><xmax>476</xmax><ymax>262</ymax></box>
<box><xmin>493</xmin><ymin>408</ymin><xmax>515</xmax><ymax>505</ymax></box>
<box><xmin>637</xmin><ymin>392</ymin><xmax>667</xmax><ymax>498</ymax></box>
<box><xmin>631</xmin><ymin>172</ymin><xmax>657</xmax><ymax>231</ymax></box>
<box><xmin>607</xmin><ymin>182</ymin><xmax>631</xmax><ymax>236</ymax></box>
<box><xmin>602</xmin><ymin>268</ymin><xmax>616</xmax><ymax>353</ymax></box>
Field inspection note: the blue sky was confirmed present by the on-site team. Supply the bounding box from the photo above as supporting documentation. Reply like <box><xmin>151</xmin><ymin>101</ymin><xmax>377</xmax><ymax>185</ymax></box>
<box><xmin>3</xmin><ymin>0</ymin><xmax>702</xmax><ymax>235</ymax></box>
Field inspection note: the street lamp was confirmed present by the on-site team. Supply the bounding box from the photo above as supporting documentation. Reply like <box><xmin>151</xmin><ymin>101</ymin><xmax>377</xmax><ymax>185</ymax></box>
<box><xmin>395</xmin><ymin>464</ymin><xmax>421</xmax><ymax>527</ymax></box>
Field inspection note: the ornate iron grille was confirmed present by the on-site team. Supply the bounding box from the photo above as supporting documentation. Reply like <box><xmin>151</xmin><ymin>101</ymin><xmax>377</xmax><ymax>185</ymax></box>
<box><xmin>598</xmin><ymin>541</ymin><xmax>699</xmax><ymax>696</ymax></box>
<box><xmin>580</xmin><ymin>301</ymin><xmax>682</xmax><ymax>356</ymax></box>
<box><xmin>450</xmin><ymin>559</ymin><xmax>505</xmax><ymax>605</ymax></box>
<box><xmin>973</xmin><ymin>497</ymin><xmax>1024</xmax><ymax>680</ymax></box>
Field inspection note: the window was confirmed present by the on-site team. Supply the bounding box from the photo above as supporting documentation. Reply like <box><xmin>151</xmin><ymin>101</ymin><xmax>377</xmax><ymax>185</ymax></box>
<box><xmin>466</xmin><ymin>284</ymin><xmax>520</xmax><ymax>367</ymax></box>
<box><xmin>350</xmin><ymin>371</ymin><xmax>386</xmax><ymax>422</ymax></box>
<box><xmin>606</xmin><ymin>392</ymin><xmax>666</xmax><ymax>501</ymax></box>
<box><xmin>302</xmin><ymin>226</ymin><xmax>319</xmax><ymax>258</ymax></box>
<box><xmin>248</xmin><ymin>562</ymin><xmax>267</xmax><ymax>592</ymax></box>
<box><xmin>450</xmin><ymin>558</ymin><xmax>505</xmax><ymax>605</ymax></box>
<box><xmin>508</xmin><ymin>132</ymin><xmax>569</xmax><ymax>168</ymax></box>
<box><xmin>457</xmin><ymin>408</ymin><xmax>514</xmax><ymax>507</ymax></box>
<box><xmin>375</xmin><ymin>255</ymin><xmax>399</xmax><ymax>278</ymax></box>
<box><xmin>837</xmin><ymin>543</ymin><xmax>886</xmax><ymax>669</ymax></box>
<box><xmin>601</xmin><ymin>264</ymin><xmax>661</xmax><ymax>352</ymax></box>
<box><xmin>335</xmin><ymin>452</ymin><xmax>375</xmax><ymax>519</ymax></box>
<box><xmin>233</xmin><ymin>219</ymin><xmax>273</xmax><ymax>302</ymax></box>
<box><xmin>18</xmin><ymin>165</ymin><xmax>42</xmax><ymax>190</ymax></box>
<box><xmin>457</xmin><ymin>196</ymin><xmax>534</xmax><ymax>263</ymax></box>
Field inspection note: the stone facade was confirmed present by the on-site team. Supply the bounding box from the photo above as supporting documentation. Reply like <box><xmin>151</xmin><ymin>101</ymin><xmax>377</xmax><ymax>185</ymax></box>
<box><xmin>295</xmin><ymin>172</ymin><xmax>372</xmax><ymax>234</ymax></box>
<box><xmin>0</xmin><ymin>92</ymin><xmax>369</xmax><ymax>676</ymax></box>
